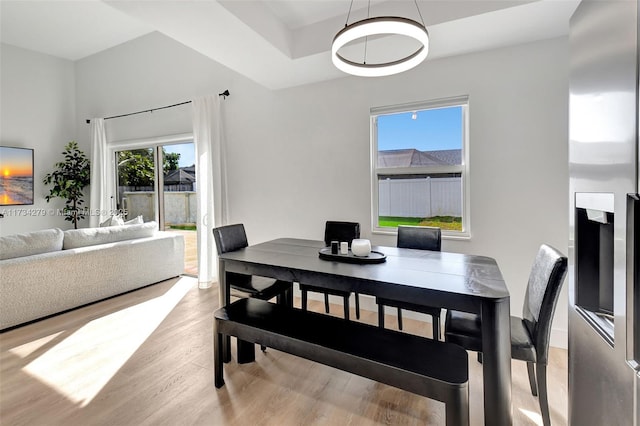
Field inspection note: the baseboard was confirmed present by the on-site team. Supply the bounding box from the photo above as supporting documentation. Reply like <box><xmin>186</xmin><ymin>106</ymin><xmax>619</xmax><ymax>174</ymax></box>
<box><xmin>550</xmin><ymin>327</ymin><xmax>568</xmax><ymax>350</ymax></box>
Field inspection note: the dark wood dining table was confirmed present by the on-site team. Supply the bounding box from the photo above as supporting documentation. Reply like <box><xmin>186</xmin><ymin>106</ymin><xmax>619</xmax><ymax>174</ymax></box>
<box><xmin>217</xmin><ymin>238</ymin><xmax>512</xmax><ymax>425</ymax></box>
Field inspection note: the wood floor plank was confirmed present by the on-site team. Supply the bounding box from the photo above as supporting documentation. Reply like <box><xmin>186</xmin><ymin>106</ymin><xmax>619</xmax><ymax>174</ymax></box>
<box><xmin>0</xmin><ymin>276</ymin><xmax>568</xmax><ymax>425</ymax></box>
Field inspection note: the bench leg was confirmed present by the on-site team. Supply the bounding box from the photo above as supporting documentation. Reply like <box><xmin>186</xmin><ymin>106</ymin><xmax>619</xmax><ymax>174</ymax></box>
<box><xmin>445</xmin><ymin>385</ymin><xmax>470</xmax><ymax>426</ymax></box>
<box><xmin>397</xmin><ymin>308</ymin><xmax>403</xmax><ymax>330</ymax></box>
<box><xmin>214</xmin><ymin>326</ymin><xmax>225</xmax><ymax>388</ymax></box>
<box><xmin>355</xmin><ymin>293</ymin><xmax>360</xmax><ymax>319</ymax></box>
<box><xmin>301</xmin><ymin>289</ymin><xmax>308</xmax><ymax>310</ymax></box>
<box><xmin>324</xmin><ymin>293</ymin><xmax>330</xmax><ymax>313</ymax></box>
<box><xmin>237</xmin><ymin>339</ymin><xmax>256</xmax><ymax>364</ymax></box>
<box><xmin>378</xmin><ymin>304</ymin><xmax>385</xmax><ymax>328</ymax></box>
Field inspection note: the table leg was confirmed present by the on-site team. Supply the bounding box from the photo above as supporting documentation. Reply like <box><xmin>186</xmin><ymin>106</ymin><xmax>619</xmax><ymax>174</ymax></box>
<box><xmin>480</xmin><ymin>298</ymin><xmax>513</xmax><ymax>425</ymax></box>
<box><xmin>218</xmin><ymin>259</ymin><xmax>231</xmax><ymax>363</ymax></box>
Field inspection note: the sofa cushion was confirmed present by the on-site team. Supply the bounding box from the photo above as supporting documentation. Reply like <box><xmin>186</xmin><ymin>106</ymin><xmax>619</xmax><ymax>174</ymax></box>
<box><xmin>0</xmin><ymin>228</ymin><xmax>64</xmax><ymax>260</ymax></box>
<box><xmin>63</xmin><ymin>222</ymin><xmax>158</xmax><ymax>249</ymax></box>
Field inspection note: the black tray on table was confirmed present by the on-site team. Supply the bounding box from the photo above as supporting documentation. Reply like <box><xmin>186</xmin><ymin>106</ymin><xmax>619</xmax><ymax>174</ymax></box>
<box><xmin>318</xmin><ymin>247</ymin><xmax>387</xmax><ymax>264</ymax></box>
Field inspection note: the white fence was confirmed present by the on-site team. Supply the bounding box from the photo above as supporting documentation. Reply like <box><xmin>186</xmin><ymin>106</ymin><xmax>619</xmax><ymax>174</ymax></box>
<box><xmin>378</xmin><ymin>177</ymin><xmax>461</xmax><ymax>217</ymax></box>
<box><xmin>123</xmin><ymin>191</ymin><xmax>197</xmax><ymax>224</ymax></box>
<box><xmin>122</xmin><ymin>178</ymin><xmax>461</xmax><ymax>223</ymax></box>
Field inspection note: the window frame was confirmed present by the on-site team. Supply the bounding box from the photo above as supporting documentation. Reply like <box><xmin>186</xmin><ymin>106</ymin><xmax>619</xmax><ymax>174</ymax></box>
<box><xmin>370</xmin><ymin>96</ymin><xmax>471</xmax><ymax>239</ymax></box>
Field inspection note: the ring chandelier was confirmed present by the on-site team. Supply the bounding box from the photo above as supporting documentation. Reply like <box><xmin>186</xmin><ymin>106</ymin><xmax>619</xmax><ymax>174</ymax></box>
<box><xmin>331</xmin><ymin>2</ymin><xmax>429</xmax><ymax>77</ymax></box>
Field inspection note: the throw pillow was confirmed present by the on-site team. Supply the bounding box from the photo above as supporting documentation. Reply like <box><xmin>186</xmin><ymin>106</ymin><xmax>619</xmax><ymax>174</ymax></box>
<box><xmin>124</xmin><ymin>215</ymin><xmax>143</xmax><ymax>225</ymax></box>
<box><xmin>99</xmin><ymin>215</ymin><xmax>125</xmax><ymax>227</ymax></box>
<box><xmin>0</xmin><ymin>228</ymin><xmax>64</xmax><ymax>260</ymax></box>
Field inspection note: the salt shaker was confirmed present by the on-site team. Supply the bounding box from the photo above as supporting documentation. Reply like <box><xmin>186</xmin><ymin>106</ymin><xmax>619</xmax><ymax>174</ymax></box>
<box><xmin>340</xmin><ymin>242</ymin><xmax>349</xmax><ymax>254</ymax></box>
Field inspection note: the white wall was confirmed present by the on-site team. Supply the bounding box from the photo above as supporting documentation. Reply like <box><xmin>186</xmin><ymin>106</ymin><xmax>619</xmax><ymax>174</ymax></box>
<box><xmin>0</xmin><ymin>44</ymin><xmax>78</xmax><ymax>235</ymax></box>
<box><xmin>74</xmin><ymin>32</ymin><xmax>569</xmax><ymax>346</ymax></box>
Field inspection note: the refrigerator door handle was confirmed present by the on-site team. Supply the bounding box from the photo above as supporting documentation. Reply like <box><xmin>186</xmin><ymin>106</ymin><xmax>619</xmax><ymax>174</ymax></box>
<box><xmin>627</xmin><ymin>193</ymin><xmax>640</xmax><ymax>369</ymax></box>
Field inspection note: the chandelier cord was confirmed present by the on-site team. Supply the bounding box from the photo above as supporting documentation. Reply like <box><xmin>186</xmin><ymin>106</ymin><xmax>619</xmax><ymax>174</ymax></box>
<box><xmin>363</xmin><ymin>0</ymin><xmax>372</xmax><ymax>64</ymax></box>
<box><xmin>344</xmin><ymin>0</ymin><xmax>354</xmax><ymax>27</ymax></box>
<box><xmin>414</xmin><ymin>0</ymin><xmax>425</xmax><ymax>26</ymax></box>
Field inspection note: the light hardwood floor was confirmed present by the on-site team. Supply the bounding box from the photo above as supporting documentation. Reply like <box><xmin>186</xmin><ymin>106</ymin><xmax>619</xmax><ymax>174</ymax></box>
<box><xmin>166</xmin><ymin>230</ymin><xmax>197</xmax><ymax>275</ymax></box>
<box><xmin>0</xmin><ymin>276</ymin><xmax>567</xmax><ymax>425</ymax></box>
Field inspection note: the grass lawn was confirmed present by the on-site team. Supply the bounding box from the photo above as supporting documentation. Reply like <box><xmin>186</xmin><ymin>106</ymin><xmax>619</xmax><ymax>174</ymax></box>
<box><xmin>167</xmin><ymin>224</ymin><xmax>197</xmax><ymax>231</ymax></box>
<box><xmin>379</xmin><ymin>216</ymin><xmax>462</xmax><ymax>231</ymax></box>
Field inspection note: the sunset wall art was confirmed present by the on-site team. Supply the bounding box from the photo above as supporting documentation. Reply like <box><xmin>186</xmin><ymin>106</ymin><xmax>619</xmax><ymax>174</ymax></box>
<box><xmin>0</xmin><ymin>146</ymin><xmax>34</xmax><ymax>206</ymax></box>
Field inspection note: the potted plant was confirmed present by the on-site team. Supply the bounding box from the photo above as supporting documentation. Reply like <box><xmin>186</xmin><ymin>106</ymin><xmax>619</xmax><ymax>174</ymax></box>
<box><xmin>43</xmin><ymin>141</ymin><xmax>91</xmax><ymax>229</ymax></box>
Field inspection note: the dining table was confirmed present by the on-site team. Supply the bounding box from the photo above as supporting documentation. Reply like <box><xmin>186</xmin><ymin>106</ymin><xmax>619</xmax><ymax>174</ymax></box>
<box><xmin>217</xmin><ymin>238</ymin><xmax>512</xmax><ymax>425</ymax></box>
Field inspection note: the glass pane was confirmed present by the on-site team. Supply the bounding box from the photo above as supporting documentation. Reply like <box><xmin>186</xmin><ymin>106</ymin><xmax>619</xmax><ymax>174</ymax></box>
<box><xmin>115</xmin><ymin>148</ymin><xmax>156</xmax><ymax>223</ymax></box>
<box><xmin>377</xmin><ymin>106</ymin><xmax>463</xmax><ymax>167</ymax></box>
<box><xmin>162</xmin><ymin>143</ymin><xmax>197</xmax><ymax>275</ymax></box>
<box><xmin>376</xmin><ymin>104</ymin><xmax>464</xmax><ymax>231</ymax></box>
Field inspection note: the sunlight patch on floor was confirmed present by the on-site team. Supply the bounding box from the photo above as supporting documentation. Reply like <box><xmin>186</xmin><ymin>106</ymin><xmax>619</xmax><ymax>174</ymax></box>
<box><xmin>518</xmin><ymin>407</ymin><xmax>543</xmax><ymax>425</ymax></box>
<box><xmin>9</xmin><ymin>331</ymin><xmax>65</xmax><ymax>358</ymax></box>
<box><xmin>11</xmin><ymin>277</ymin><xmax>195</xmax><ymax>407</ymax></box>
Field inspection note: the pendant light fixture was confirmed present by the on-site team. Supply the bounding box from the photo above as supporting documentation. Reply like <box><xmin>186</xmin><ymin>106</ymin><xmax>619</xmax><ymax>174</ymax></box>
<box><xmin>332</xmin><ymin>0</ymin><xmax>429</xmax><ymax>77</ymax></box>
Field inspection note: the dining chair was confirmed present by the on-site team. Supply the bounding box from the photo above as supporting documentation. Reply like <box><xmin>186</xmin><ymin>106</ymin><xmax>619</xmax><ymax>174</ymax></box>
<box><xmin>213</xmin><ymin>223</ymin><xmax>294</xmax><ymax>352</ymax></box>
<box><xmin>300</xmin><ymin>221</ymin><xmax>361</xmax><ymax>320</ymax></box>
<box><xmin>376</xmin><ymin>225</ymin><xmax>443</xmax><ymax>340</ymax></box>
<box><xmin>444</xmin><ymin>244</ymin><xmax>568</xmax><ymax>426</ymax></box>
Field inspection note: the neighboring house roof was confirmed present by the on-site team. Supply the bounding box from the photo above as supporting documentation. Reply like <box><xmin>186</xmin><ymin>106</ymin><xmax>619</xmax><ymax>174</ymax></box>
<box><xmin>378</xmin><ymin>149</ymin><xmax>461</xmax><ymax>167</ymax></box>
<box><xmin>164</xmin><ymin>168</ymin><xmax>195</xmax><ymax>184</ymax></box>
<box><xmin>182</xmin><ymin>165</ymin><xmax>196</xmax><ymax>174</ymax></box>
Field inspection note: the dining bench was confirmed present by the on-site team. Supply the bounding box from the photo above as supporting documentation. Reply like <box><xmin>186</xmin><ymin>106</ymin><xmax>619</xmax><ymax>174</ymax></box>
<box><xmin>214</xmin><ymin>298</ymin><xmax>469</xmax><ymax>426</ymax></box>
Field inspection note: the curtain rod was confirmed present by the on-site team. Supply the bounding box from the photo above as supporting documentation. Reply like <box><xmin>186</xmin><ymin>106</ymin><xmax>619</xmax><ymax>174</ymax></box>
<box><xmin>85</xmin><ymin>90</ymin><xmax>230</xmax><ymax>124</ymax></box>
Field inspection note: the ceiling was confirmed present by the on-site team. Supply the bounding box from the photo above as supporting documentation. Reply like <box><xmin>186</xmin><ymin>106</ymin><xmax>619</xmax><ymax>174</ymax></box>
<box><xmin>0</xmin><ymin>0</ymin><xmax>580</xmax><ymax>90</ymax></box>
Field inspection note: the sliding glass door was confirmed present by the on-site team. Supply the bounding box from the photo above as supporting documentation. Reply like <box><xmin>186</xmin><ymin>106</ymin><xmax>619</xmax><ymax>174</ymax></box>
<box><xmin>114</xmin><ymin>139</ymin><xmax>197</xmax><ymax>275</ymax></box>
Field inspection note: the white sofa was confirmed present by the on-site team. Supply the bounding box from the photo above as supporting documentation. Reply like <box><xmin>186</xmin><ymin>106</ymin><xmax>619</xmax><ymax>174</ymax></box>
<box><xmin>0</xmin><ymin>222</ymin><xmax>184</xmax><ymax>330</ymax></box>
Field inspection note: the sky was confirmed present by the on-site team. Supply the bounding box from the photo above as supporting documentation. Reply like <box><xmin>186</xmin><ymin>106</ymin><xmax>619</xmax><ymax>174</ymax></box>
<box><xmin>0</xmin><ymin>146</ymin><xmax>33</xmax><ymax>177</ymax></box>
<box><xmin>377</xmin><ymin>106</ymin><xmax>463</xmax><ymax>152</ymax></box>
<box><xmin>164</xmin><ymin>143</ymin><xmax>195</xmax><ymax>168</ymax></box>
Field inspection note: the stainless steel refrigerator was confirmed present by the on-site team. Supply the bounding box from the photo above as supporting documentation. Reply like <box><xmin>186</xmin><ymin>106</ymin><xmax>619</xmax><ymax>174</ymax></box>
<box><xmin>569</xmin><ymin>0</ymin><xmax>640</xmax><ymax>424</ymax></box>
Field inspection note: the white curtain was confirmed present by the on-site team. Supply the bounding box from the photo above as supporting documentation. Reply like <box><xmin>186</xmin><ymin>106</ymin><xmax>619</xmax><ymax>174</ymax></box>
<box><xmin>89</xmin><ymin>118</ymin><xmax>109</xmax><ymax>228</ymax></box>
<box><xmin>192</xmin><ymin>95</ymin><xmax>228</xmax><ymax>288</ymax></box>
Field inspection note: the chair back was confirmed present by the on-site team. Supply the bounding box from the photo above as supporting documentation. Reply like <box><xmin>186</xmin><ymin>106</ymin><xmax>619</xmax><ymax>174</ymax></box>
<box><xmin>397</xmin><ymin>225</ymin><xmax>441</xmax><ymax>251</ymax></box>
<box><xmin>324</xmin><ymin>221</ymin><xmax>360</xmax><ymax>247</ymax></box>
<box><xmin>213</xmin><ymin>224</ymin><xmax>248</xmax><ymax>255</ymax></box>
<box><xmin>522</xmin><ymin>244</ymin><xmax>568</xmax><ymax>364</ymax></box>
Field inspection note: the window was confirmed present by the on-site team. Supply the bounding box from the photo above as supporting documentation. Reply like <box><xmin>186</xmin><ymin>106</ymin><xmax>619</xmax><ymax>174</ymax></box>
<box><xmin>371</xmin><ymin>96</ymin><xmax>469</xmax><ymax>238</ymax></box>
